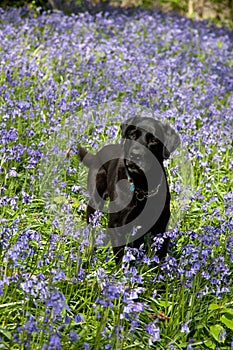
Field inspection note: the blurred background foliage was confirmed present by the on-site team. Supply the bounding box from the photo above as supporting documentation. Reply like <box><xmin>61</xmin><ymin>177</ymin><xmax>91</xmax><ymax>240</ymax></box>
<box><xmin>0</xmin><ymin>0</ymin><xmax>233</xmax><ymax>25</ymax></box>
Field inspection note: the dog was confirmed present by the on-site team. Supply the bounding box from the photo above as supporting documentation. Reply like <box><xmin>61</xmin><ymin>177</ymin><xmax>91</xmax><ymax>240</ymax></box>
<box><xmin>76</xmin><ymin>117</ymin><xmax>180</xmax><ymax>264</ymax></box>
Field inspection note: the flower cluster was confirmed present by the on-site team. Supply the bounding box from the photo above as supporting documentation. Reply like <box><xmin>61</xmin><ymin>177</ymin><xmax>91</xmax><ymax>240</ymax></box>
<box><xmin>0</xmin><ymin>5</ymin><xmax>232</xmax><ymax>349</ymax></box>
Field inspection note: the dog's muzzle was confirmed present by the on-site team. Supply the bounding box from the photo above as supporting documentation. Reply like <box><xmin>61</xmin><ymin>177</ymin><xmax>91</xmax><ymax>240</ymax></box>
<box><xmin>125</xmin><ymin>159</ymin><xmax>142</xmax><ymax>173</ymax></box>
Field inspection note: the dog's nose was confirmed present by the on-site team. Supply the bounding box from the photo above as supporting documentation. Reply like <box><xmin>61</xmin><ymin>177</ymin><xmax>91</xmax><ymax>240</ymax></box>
<box><xmin>130</xmin><ymin>149</ymin><xmax>141</xmax><ymax>161</ymax></box>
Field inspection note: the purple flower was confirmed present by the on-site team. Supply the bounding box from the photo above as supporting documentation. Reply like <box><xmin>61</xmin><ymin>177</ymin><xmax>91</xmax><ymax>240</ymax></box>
<box><xmin>71</xmin><ymin>185</ymin><xmax>81</xmax><ymax>193</ymax></box>
<box><xmin>74</xmin><ymin>314</ymin><xmax>84</xmax><ymax>323</ymax></box>
<box><xmin>186</xmin><ymin>345</ymin><xmax>194</xmax><ymax>350</ymax></box>
<box><xmin>122</xmin><ymin>301</ymin><xmax>144</xmax><ymax>317</ymax></box>
<box><xmin>122</xmin><ymin>249</ymin><xmax>136</xmax><ymax>263</ymax></box>
<box><xmin>69</xmin><ymin>330</ymin><xmax>79</xmax><ymax>342</ymax></box>
<box><xmin>220</xmin><ymin>330</ymin><xmax>227</xmax><ymax>341</ymax></box>
<box><xmin>105</xmin><ymin>345</ymin><xmax>112</xmax><ymax>349</ymax></box>
<box><xmin>146</xmin><ymin>321</ymin><xmax>160</xmax><ymax>344</ymax></box>
<box><xmin>181</xmin><ymin>320</ymin><xmax>191</xmax><ymax>334</ymax></box>
<box><xmin>19</xmin><ymin>314</ymin><xmax>38</xmax><ymax>334</ymax></box>
<box><xmin>8</xmin><ymin>168</ymin><xmax>18</xmax><ymax>177</ymax></box>
<box><xmin>21</xmin><ymin>190</ymin><xmax>32</xmax><ymax>204</ymax></box>
<box><xmin>47</xmin><ymin>291</ymin><xmax>69</xmax><ymax>318</ymax></box>
<box><xmin>52</xmin><ymin>269</ymin><xmax>66</xmax><ymax>282</ymax></box>
<box><xmin>83</xmin><ymin>343</ymin><xmax>90</xmax><ymax>350</ymax></box>
<box><xmin>47</xmin><ymin>332</ymin><xmax>61</xmax><ymax>350</ymax></box>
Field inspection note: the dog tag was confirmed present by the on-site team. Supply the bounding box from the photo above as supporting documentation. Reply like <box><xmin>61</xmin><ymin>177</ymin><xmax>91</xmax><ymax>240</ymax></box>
<box><xmin>129</xmin><ymin>183</ymin><xmax>135</xmax><ymax>192</ymax></box>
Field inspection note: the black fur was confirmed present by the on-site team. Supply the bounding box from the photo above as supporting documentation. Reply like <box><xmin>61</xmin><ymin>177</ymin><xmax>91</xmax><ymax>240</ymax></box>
<box><xmin>77</xmin><ymin>117</ymin><xmax>180</xmax><ymax>264</ymax></box>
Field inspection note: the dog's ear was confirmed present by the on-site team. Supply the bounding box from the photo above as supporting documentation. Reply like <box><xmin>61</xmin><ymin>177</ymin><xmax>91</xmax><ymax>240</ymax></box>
<box><xmin>120</xmin><ymin>117</ymin><xmax>137</xmax><ymax>138</ymax></box>
<box><xmin>162</xmin><ymin>124</ymin><xmax>180</xmax><ymax>159</ymax></box>
<box><xmin>120</xmin><ymin>122</ymin><xmax>128</xmax><ymax>139</ymax></box>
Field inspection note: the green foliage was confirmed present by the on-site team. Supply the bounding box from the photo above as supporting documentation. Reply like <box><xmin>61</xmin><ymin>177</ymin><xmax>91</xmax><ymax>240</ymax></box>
<box><xmin>0</xmin><ymin>0</ymin><xmax>48</xmax><ymax>10</ymax></box>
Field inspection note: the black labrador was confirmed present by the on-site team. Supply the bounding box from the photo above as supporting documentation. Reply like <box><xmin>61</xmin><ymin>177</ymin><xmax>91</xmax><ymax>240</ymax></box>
<box><xmin>77</xmin><ymin>117</ymin><xmax>180</xmax><ymax>264</ymax></box>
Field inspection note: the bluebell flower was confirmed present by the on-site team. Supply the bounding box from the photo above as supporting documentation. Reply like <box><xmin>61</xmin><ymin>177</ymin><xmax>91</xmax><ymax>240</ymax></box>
<box><xmin>71</xmin><ymin>184</ymin><xmax>81</xmax><ymax>193</ymax></box>
<box><xmin>21</xmin><ymin>190</ymin><xmax>32</xmax><ymax>204</ymax></box>
<box><xmin>122</xmin><ymin>249</ymin><xmax>136</xmax><ymax>263</ymax></box>
<box><xmin>186</xmin><ymin>345</ymin><xmax>194</xmax><ymax>350</ymax></box>
<box><xmin>168</xmin><ymin>342</ymin><xmax>177</xmax><ymax>350</ymax></box>
<box><xmin>8</xmin><ymin>168</ymin><xmax>18</xmax><ymax>177</ymax></box>
<box><xmin>83</xmin><ymin>342</ymin><xmax>90</xmax><ymax>350</ymax></box>
<box><xmin>47</xmin><ymin>332</ymin><xmax>62</xmax><ymax>350</ymax></box>
<box><xmin>74</xmin><ymin>314</ymin><xmax>84</xmax><ymax>323</ymax></box>
<box><xmin>122</xmin><ymin>301</ymin><xmax>144</xmax><ymax>317</ymax></box>
<box><xmin>52</xmin><ymin>269</ymin><xmax>66</xmax><ymax>282</ymax></box>
<box><xmin>181</xmin><ymin>320</ymin><xmax>191</xmax><ymax>334</ymax></box>
<box><xmin>69</xmin><ymin>330</ymin><xmax>79</xmax><ymax>342</ymax></box>
<box><xmin>47</xmin><ymin>290</ymin><xmax>70</xmax><ymax>318</ymax></box>
<box><xmin>0</xmin><ymin>276</ymin><xmax>9</xmax><ymax>296</ymax></box>
<box><xmin>146</xmin><ymin>321</ymin><xmax>160</xmax><ymax>344</ymax></box>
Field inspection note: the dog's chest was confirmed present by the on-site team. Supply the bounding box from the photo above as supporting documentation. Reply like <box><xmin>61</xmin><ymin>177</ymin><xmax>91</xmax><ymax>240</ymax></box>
<box><xmin>107</xmin><ymin>159</ymin><xmax>145</xmax><ymax>214</ymax></box>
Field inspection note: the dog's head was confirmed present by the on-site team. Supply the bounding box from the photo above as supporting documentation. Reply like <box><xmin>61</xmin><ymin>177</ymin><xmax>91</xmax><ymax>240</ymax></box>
<box><xmin>121</xmin><ymin>117</ymin><xmax>180</xmax><ymax>174</ymax></box>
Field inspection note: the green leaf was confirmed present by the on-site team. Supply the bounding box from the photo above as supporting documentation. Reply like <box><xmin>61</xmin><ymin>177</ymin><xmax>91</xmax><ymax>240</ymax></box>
<box><xmin>217</xmin><ymin>41</ymin><xmax>223</xmax><ymax>48</ymax></box>
<box><xmin>220</xmin><ymin>313</ymin><xmax>233</xmax><ymax>331</ymax></box>
<box><xmin>158</xmin><ymin>300</ymin><xmax>172</xmax><ymax>308</ymax></box>
<box><xmin>205</xmin><ymin>339</ymin><xmax>216</xmax><ymax>349</ymax></box>
<box><xmin>223</xmin><ymin>308</ymin><xmax>233</xmax><ymax>316</ymax></box>
<box><xmin>0</xmin><ymin>327</ymin><xmax>12</xmax><ymax>340</ymax></box>
<box><xmin>71</xmin><ymin>198</ymin><xmax>81</xmax><ymax>209</ymax></box>
<box><xmin>53</xmin><ymin>196</ymin><xmax>69</xmax><ymax>204</ymax></box>
<box><xmin>209</xmin><ymin>324</ymin><xmax>226</xmax><ymax>343</ymax></box>
<box><xmin>209</xmin><ymin>303</ymin><xmax>224</xmax><ymax>311</ymax></box>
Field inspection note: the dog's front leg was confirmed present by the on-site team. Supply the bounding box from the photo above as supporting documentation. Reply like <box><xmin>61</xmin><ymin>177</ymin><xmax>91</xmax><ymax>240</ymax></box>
<box><xmin>86</xmin><ymin>167</ymin><xmax>108</xmax><ymax>223</ymax></box>
<box><xmin>108</xmin><ymin>211</ymin><xmax>126</xmax><ymax>264</ymax></box>
<box><xmin>151</xmin><ymin>219</ymin><xmax>170</xmax><ymax>261</ymax></box>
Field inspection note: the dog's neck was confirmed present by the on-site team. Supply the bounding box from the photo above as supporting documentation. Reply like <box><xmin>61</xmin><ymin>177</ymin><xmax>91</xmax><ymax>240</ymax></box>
<box><xmin>128</xmin><ymin>171</ymin><xmax>145</xmax><ymax>187</ymax></box>
<box><xmin>126</xmin><ymin>162</ymin><xmax>166</xmax><ymax>192</ymax></box>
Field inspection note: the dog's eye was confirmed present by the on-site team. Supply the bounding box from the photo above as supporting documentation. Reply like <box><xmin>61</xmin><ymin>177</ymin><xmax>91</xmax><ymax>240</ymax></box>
<box><xmin>129</xmin><ymin>131</ymin><xmax>137</xmax><ymax>140</ymax></box>
<box><xmin>148</xmin><ymin>134</ymin><xmax>159</xmax><ymax>145</ymax></box>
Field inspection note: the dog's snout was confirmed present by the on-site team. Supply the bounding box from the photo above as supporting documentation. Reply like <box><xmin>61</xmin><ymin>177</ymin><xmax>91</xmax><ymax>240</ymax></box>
<box><xmin>130</xmin><ymin>149</ymin><xmax>141</xmax><ymax>160</ymax></box>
